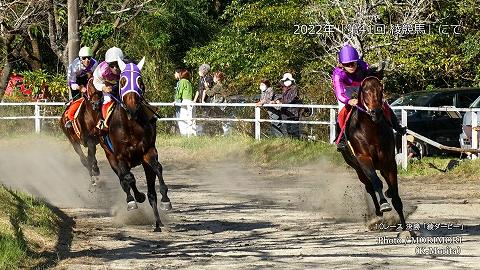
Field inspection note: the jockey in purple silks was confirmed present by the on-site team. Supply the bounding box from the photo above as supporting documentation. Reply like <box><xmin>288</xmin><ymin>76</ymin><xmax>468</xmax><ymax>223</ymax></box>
<box><xmin>332</xmin><ymin>44</ymin><xmax>406</xmax><ymax>151</ymax></box>
<box><xmin>93</xmin><ymin>47</ymin><xmax>123</xmax><ymax>131</ymax></box>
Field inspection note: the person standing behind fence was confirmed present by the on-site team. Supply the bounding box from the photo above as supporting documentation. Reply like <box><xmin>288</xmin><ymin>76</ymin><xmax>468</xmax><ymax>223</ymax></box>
<box><xmin>175</xmin><ymin>69</ymin><xmax>196</xmax><ymax>136</ymax></box>
<box><xmin>256</xmin><ymin>79</ymin><xmax>283</xmax><ymax>137</ymax></box>
<box><xmin>193</xmin><ymin>64</ymin><xmax>214</xmax><ymax>103</ymax></box>
<box><xmin>275</xmin><ymin>73</ymin><xmax>301</xmax><ymax>139</ymax></box>
<box><xmin>207</xmin><ymin>71</ymin><xmax>232</xmax><ymax>135</ymax></box>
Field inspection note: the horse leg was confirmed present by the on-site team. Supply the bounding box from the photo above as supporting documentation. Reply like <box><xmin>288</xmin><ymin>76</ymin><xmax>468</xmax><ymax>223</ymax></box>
<box><xmin>86</xmin><ymin>139</ymin><xmax>99</xmax><ymax>186</ymax></box>
<box><xmin>142</xmin><ymin>162</ymin><xmax>163</xmax><ymax>232</ymax></box>
<box><xmin>357</xmin><ymin>156</ymin><xmax>392</xmax><ymax>213</ymax></box>
<box><xmin>105</xmin><ymin>154</ymin><xmax>138</xmax><ymax>210</ymax></box>
<box><xmin>353</xmin><ymin>167</ymin><xmax>382</xmax><ymax>216</ymax></box>
<box><xmin>68</xmin><ymin>137</ymin><xmax>88</xmax><ymax>168</ymax></box>
<box><xmin>143</xmin><ymin>148</ymin><xmax>171</xmax><ymax>211</ymax></box>
<box><xmin>383</xmin><ymin>168</ymin><xmax>407</xmax><ymax>230</ymax></box>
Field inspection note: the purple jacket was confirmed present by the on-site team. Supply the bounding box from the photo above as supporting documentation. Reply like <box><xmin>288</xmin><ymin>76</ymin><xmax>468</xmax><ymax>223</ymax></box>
<box><xmin>332</xmin><ymin>60</ymin><xmax>369</xmax><ymax>105</ymax></box>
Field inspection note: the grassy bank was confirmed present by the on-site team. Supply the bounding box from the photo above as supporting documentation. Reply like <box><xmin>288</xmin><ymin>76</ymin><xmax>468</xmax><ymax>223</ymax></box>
<box><xmin>0</xmin><ymin>185</ymin><xmax>60</xmax><ymax>269</ymax></box>
<box><xmin>157</xmin><ymin>134</ymin><xmax>480</xmax><ymax>180</ymax></box>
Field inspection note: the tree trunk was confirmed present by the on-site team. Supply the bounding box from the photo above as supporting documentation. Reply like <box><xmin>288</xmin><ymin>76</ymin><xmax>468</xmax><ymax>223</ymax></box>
<box><xmin>0</xmin><ymin>35</ymin><xmax>15</xmax><ymax>100</ymax></box>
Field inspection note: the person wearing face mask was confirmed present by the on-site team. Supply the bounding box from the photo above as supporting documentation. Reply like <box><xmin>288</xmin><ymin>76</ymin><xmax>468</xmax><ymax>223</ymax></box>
<box><xmin>332</xmin><ymin>44</ymin><xmax>406</xmax><ymax>151</ymax></box>
<box><xmin>256</xmin><ymin>79</ymin><xmax>282</xmax><ymax>137</ymax></box>
<box><xmin>275</xmin><ymin>73</ymin><xmax>301</xmax><ymax>139</ymax></box>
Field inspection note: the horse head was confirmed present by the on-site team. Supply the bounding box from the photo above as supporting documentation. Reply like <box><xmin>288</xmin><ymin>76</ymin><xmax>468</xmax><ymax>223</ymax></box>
<box><xmin>360</xmin><ymin>76</ymin><xmax>384</xmax><ymax>123</ymax></box>
<box><xmin>86</xmin><ymin>78</ymin><xmax>103</xmax><ymax>111</ymax></box>
<box><xmin>118</xmin><ymin>57</ymin><xmax>145</xmax><ymax>119</ymax></box>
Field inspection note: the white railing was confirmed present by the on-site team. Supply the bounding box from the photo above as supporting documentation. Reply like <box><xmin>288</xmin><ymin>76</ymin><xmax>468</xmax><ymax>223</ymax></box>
<box><xmin>1</xmin><ymin>102</ymin><xmax>480</xmax><ymax>170</ymax></box>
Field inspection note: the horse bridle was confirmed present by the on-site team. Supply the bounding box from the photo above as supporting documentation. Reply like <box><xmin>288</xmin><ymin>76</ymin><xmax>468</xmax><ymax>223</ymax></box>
<box><xmin>358</xmin><ymin>76</ymin><xmax>384</xmax><ymax>119</ymax></box>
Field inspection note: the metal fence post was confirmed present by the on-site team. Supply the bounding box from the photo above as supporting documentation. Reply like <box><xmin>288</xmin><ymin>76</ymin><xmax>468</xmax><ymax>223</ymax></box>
<box><xmin>255</xmin><ymin>106</ymin><xmax>261</xmax><ymax>140</ymax></box>
<box><xmin>330</xmin><ymin>108</ymin><xmax>336</xmax><ymax>144</ymax></box>
<box><xmin>472</xmin><ymin>111</ymin><xmax>478</xmax><ymax>160</ymax></box>
<box><xmin>34</xmin><ymin>104</ymin><xmax>41</xmax><ymax>133</ymax></box>
<box><xmin>401</xmin><ymin>109</ymin><xmax>408</xmax><ymax>170</ymax></box>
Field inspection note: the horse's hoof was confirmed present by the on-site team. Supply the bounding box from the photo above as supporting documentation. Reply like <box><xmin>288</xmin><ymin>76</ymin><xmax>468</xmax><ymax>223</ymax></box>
<box><xmin>159</xmin><ymin>201</ymin><xmax>172</xmax><ymax>211</ymax></box>
<box><xmin>135</xmin><ymin>192</ymin><xmax>146</xmax><ymax>203</ymax></box>
<box><xmin>380</xmin><ymin>202</ymin><xmax>392</xmax><ymax>212</ymax></box>
<box><xmin>127</xmin><ymin>201</ymin><xmax>138</xmax><ymax>211</ymax></box>
<box><xmin>92</xmin><ymin>166</ymin><xmax>100</xmax><ymax>176</ymax></box>
<box><xmin>153</xmin><ymin>227</ymin><xmax>162</xmax><ymax>232</ymax></box>
<box><xmin>90</xmin><ymin>176</ymin><xmax>98</xmax><ymax>186</ymax></box>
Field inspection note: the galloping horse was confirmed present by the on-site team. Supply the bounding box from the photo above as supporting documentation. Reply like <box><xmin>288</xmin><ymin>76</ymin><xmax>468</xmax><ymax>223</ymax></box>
<box><xmin>60</xmin><ymin>78</ymin><xmax>102</xmax><ymax>184</ymax></box>
<box><xmin>339</xmin><ymin>76</ymin><xmax>407</xmax><ymax>230</ymax></box>
<box><xmin>99</xmin><ymin>57</ymin><xmax>171</xmax><ymax>232</ymax></box>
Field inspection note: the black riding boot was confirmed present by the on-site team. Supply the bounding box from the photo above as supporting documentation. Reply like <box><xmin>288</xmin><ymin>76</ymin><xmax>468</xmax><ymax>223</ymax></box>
<box><xmin>389</xmin><ymin>108</ymin><xmax>407</xmax><ymax>135</ymax></box>
<box><xmin>335</xmin><ymin>123</ymin><xmax>347</xmax><ymax>151</ymax></box>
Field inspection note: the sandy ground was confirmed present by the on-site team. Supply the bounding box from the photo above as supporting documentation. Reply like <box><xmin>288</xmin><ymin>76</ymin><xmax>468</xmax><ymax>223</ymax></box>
<box><xmin>0</xmin><ymin>137</ymin><xmax>479</xmax><ymax>270</ymax></box>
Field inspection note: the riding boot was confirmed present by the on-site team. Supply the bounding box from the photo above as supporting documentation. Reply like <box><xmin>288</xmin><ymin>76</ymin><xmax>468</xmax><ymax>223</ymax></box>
<box><xmin>389</xmin><ymin>108</ymin><xmax>407</xmax><ymax>135</ymax></box>
<box><xmin>335</xmin><ymin>123</ymin><xmax>347</xmax><ymax>152</ymax></box>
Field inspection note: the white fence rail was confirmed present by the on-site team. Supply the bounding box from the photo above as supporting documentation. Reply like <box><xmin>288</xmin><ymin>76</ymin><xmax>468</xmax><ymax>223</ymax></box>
<box><xmin>1</xmin><ymin>102</ymin><xmax>480</xmax><ymax>169</ymax></box>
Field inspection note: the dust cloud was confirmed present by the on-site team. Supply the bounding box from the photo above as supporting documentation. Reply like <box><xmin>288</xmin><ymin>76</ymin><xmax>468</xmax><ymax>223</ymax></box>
<box><xmin>0</xmin><ymin>136</ymin><xmax>106</xmax><ymax>208</ymax></box>
<box><xmin>0</xmin><ymin>136</ymin><xmax>166</xmax><ymax>226</ymax></box>
<box><xmin>196</xmin><ymin>157</ymin><xmax>373</xmax><ymax>223</ymax></box>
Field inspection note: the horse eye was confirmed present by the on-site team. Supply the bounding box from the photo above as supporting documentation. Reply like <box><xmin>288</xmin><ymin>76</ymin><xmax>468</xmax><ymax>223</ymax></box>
<box><xmin>120</xmin><ymin>77</ymin><xmax>127</xmax><ymax>88</ymax></box>
<box><xmin>137</xmin><ymin>77</ymin><xmax>145</xmax><ymax>89</ymax></box>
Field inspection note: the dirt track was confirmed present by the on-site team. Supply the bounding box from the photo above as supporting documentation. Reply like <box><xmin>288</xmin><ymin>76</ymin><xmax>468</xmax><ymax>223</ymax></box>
<box><xmin>1</xmin><ymin>137</ymin><xmax>480</xmax><ymax>269</ymax></box>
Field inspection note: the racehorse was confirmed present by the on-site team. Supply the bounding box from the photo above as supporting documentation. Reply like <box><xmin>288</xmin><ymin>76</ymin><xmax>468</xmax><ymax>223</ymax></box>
<box><xmin>99</xmin><ymin>57</ymin><xmax>171</xmax><ymax>232</ymax></box>
<box><xmin>339</xmin><ymin>76</ymin><xmax>407</xmax><ymax>230</ymax></box>
<box><xmin>60</xmin><ymin>78</ymin><xmax>102</xmax><ymax>185</ymax></box>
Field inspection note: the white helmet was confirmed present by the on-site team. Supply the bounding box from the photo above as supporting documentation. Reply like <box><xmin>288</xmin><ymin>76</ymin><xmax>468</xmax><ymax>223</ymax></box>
<box><xmin>78</xmin><ymin>46</ymin><xmax>93</xmax><ymax>57</ymax></box>
<box><xmin>281</xmin><ymin>72</ymin><xmax>295</xmax><ymax>82</ymax></box>
<box><xmin>105</xmin><ymin>47</ymin><xmax>124</xmax><ymax>63</ymax></box>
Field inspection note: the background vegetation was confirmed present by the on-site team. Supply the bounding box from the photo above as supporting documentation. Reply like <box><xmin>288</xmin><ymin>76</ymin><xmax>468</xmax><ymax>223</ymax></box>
<box><xmin>1</xmin><ymin>0</ymin><xmax>479</xmax><ymax>104</ymax></box>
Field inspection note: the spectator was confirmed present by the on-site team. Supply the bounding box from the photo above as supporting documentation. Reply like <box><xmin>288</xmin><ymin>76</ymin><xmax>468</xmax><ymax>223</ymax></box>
<box><xmin>193</xmin><ymin>64</ymin><xmax>214</xmax><ymax>135</ymax></box>
<box><xmin>193</xmin><ymin>64</ymin><xmax>214</xmax><ymax>103</ymax></box>
<box><xmin>256</xmin><ymin>79</ymin><xmax>282</xmax><ymax>137</ymax></box>
<box><xmin>175</xmin><ymin>69</ymin><xmax>196</xmax><ymax>136</ymax></box>
<box><xmin>275</xmin><ymin>73</ymin><xmax>301</xmax><ymax>139</ymax></box>
<box><xmin>407</xmin><ymin>135</ymin><xmax>421</xmax><ymax>160</ymax></box>
<box><xmin>207</xmin><ymin>71</ymin><xmax>231</xmax><ymax>135</ymax></box>
<box><xmin>173</xmin><ymin>68</ymin><xmax>183</xmax><ymax>121</ymax></box>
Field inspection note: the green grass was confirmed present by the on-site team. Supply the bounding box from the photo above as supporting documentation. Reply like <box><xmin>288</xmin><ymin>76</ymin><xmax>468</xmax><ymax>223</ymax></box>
<box><xmin>157</xmin><ymin>134</ymin><xmax>480</xmax><ymax>179</ymax></box>
<box><xmin>0</xmin><ymin>185</ymin><xmax>60</xmax><ymax>269</ymax></box>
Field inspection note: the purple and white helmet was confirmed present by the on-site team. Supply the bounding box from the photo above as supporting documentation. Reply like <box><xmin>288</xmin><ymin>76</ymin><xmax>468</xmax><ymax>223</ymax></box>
<box><xmin>338</xmin><ymin>44</ymin><xmax>360</xmax><ymax>64</ymax></box>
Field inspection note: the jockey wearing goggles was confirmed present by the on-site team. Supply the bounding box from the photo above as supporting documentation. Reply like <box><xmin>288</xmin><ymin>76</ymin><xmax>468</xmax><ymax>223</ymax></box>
<box><xmin>92</xmin><ymin>46</ymin><xmax>124</xmax><ymax>131</ymax></box>
<box><xmin>64</xmin><ymin>46</ymin><xmax>98</xmax><ymax>128</ymax></box>
<box><xmin>67</xmin><ymin>46</ymin><xmax>98</xmax><ymax>100</ymax></box>
<box><xmin>332</xmin><ymin>44</ymin><xmax>406</xmax><ymax>150</ymax></box>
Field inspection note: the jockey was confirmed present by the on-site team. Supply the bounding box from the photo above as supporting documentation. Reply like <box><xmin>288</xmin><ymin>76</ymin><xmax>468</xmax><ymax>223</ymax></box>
<box><xmin>64</xmin><ymin>46</ymin><xmax>98</xmax><ymax>128</ymax></box>
<box><xmin>93</xmin><ymin>46</ymin><xmax>124</xmax><ymax>131</ymax></box>
<box><xmin>332</xmin><ymin>44</ymin><xmax>406</xmax><ymax>150</ymax></box>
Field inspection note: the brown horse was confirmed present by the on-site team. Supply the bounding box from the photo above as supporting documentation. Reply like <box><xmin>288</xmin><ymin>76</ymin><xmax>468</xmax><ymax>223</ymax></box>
<box><xmin>339</xmin><ymin>76</ymin><xmax>407</xmax><ymax>230</ymax></box>
<box><xmin>98</xmin><ymin>57</ymin><xmax>171</xmax><ymax>232</ymax></box>
<box><xmin>60</xmin><ymin>79</ymin><xmax>102</xmax><ymax>185</ymax></box>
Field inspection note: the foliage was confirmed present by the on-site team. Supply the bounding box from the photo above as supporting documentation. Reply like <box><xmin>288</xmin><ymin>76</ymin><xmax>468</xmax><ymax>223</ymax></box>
<box><xmin>184</xmin><ymin>0</ymin><xmax>316</xmax><ymax>96</ymax></box>
<box><xmin>22</xmin><ymin>70</ymin><xmax>68</xmax><ymax>101</ymax></box>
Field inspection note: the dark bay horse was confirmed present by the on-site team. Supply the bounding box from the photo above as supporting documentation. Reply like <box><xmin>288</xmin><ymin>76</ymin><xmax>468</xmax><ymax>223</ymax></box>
<box><xmin>339</xmin><ymin>76</ymin><xmax>407</xmax><ymax>230</ymax></box>
<box><xmin>60</xmin><ymin>79</ymin><xmax>102</xmax><ymax>185</ymax></box>
<box><xmin>99</xmin><ymin>57</ymin><xmax>171</xmax><ymax>232</ymax></box>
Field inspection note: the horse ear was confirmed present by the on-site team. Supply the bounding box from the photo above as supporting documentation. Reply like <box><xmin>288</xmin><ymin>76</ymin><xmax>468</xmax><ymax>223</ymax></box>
<box><xmin>137</xmin><ymin>57</ymin><xmax>145</xmax><ymax>71</ymax></box>
<box><xmin>118</xmin><ymin>57</ymin><xmax>126</xmax><ymax>72</ymax></box>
